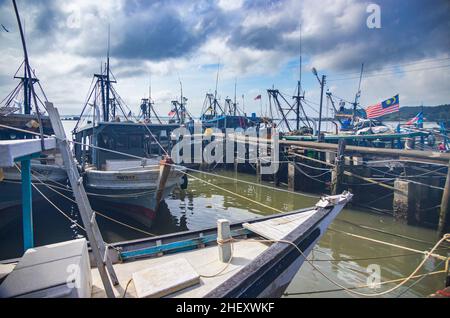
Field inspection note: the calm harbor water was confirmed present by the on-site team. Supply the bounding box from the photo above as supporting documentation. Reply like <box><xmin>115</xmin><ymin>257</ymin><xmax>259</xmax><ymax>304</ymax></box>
<box><xmin>0</xmin><ymin>169</ymin><xmax>447</xmax><ymax>298</ymax></box>
<box><xmin>0</xmin><ymin>120</ymin><xmax>447</xmax><ymax>298</ymax></box>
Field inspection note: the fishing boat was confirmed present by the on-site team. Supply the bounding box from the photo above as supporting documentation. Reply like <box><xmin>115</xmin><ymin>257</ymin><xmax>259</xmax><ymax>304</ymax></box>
<box><xmin>73</xmin><ymin>122</ymin><xmax>186</xmax><ymax>227</ymax></box>
<box><xmin>0</xmin><ymin>1</ymin><xmax>67</xmax><ymax>211</ymax></box>
<box><xmin>197</xmin><ymin>68</ymin><xmax>263</xmax><ymax>132</ymax></box>
<box><xmin>0</xmin><ymin>102</ymin><xmax>66</xmax><ymax>212</ymax></box>
<box><xmin>0</xmin><ymin>163</ymin><xmax>67</xmax><ymax>210</ymax></box>
<box><xmin>72</xmin><ymin>45</ymin><xmax>186</xmax><ymax>228</ymax></box>
<box><xmin>0</xmin><ymin>191</ymin><xmax>353</xmax><ymax>298</ymax></box>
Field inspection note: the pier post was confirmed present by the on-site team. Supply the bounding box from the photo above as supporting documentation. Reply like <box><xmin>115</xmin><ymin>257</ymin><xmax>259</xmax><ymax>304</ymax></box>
<box><xmin>438</xmin><ymin>161</ymin><xmax>450</xmax><ymax>237</ymax></box>
<box><xmin>331</xmin><ymin>139</ymin><xmax>346</xmax><ymax>195</ymax></box>
<box><xmin>256</xmin><ymin>159</ymin><xmax>262</xmax><ymax>183</ymax></box>
<box><xmin>393</xmin><ymin>179</ymin><xmax>420</xmax><ymax>224</ymax></box>
<box><xmin>154</xmin><ymin>156</ymin><xmax>174</xmax><ymax>212</ymax></box>
<box><xmin>288</xmin><ymin>161</ymin><xmax>297</xmax><ymax>191</ymax></box>
<box><xmin>273</xmin><ymin>162</ymin><xmax>280</xmax><ymax>186</ymax></box>
<box><xmin>217</xmin><ymin>219</ymin><xmax>232</xmax><ymax>263</ymax></box>
<box><xmin>21</xmin><ymin>159</ymin><xmax>34</xmax><ymax>250</ymax></box>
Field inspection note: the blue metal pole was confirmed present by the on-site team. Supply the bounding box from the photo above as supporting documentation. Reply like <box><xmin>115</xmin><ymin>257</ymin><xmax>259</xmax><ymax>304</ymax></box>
<box><xmin>21</xmin><ymin>159</ymin><xmax>34</xmax><ymax>250</ymax></box>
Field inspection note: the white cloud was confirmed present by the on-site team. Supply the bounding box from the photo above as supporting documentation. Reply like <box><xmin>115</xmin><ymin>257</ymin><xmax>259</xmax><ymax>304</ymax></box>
<box><xmin>0</xmin><ymin>0</ymin><xmax>448</xmax><ymax>117</ymax></box>
<box><xmin>217</xmin><ymin>0</ymin><xmax>244</xmax><ymax>12</ymax></box>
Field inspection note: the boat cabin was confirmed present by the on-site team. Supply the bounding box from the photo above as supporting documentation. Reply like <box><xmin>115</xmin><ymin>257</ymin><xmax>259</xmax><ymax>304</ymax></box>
<box><xmin>0</xmin><ymin>114</ymin><xmax>54</xmax><ymax>140</ymax></box>
<box><xmin>198</xmin><ymin>114</ymin><xmax>261</xmax><ymax>131</ymax></box>
<box><xmin>73</xmin><ymin>122</ymin><xmax>180</xmax><ymax>169</ymax></box>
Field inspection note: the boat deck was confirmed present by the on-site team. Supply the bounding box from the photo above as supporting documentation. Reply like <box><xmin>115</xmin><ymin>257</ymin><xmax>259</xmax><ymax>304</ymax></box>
<box><xmin>91</xmin><ymin>205</ymin><xmax>327</xmax><ymax>298</ymax></box>
<box><xmin>0</xmin><ymin>193</ymin><xmax>353</xmax><ymax>298</ymax></box>
<box><xmin>91</xmin><ymin>240</ymin><xmax>270</xmax><ymax>298</ymax></box>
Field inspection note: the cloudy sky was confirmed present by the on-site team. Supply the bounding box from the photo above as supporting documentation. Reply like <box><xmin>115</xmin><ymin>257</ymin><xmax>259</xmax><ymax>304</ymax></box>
<box><xmin>0</xmin><ymin>0</ymin><xmax>449</xmax><ymax>117</ymax></box>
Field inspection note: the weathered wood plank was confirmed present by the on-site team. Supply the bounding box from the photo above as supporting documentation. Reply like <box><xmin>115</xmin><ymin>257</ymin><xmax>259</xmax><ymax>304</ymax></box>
<box><xmin>243</xmin><ymin>210</ymin><xmax>317</xmax><ymax>241</ymax></box>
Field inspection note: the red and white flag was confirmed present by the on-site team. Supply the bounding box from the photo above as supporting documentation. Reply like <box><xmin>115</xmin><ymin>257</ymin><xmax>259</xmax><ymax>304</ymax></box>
<box><xmin>366</xmin><ymin>95</ymin><xmax>399</xmax><ymax>119</ymax></box>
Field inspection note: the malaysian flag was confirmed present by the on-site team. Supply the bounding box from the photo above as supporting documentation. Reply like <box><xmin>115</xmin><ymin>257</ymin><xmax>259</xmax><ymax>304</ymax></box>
<box><xmin>406</xmin><ymin>112</ymin><xmax>423</xmax><ymax>125</ymax></box>
<box><xmin>366</xmin><ymin>95</ymin><xmax>400</xmax><ymax>119</ymax></box>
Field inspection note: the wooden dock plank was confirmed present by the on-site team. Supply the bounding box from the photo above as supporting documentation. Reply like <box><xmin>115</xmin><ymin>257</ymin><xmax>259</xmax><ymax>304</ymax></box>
<box><xmin>243</xmin><ymin>210</ymin><xmax>317</xmax><ymax>241</ymax></box>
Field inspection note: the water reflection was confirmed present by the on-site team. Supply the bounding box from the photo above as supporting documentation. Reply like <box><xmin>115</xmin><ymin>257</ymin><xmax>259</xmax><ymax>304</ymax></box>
<box><xmin>0</xmin><ymin>169</ymin><xmax>447</xmax><ymax>298</ymax></box>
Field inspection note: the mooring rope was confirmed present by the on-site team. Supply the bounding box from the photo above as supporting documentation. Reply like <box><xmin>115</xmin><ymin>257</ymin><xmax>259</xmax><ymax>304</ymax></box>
<box><xmin>237</xmin><ymin>233</ymin><xmax>450</xmax><ymax>297</ymax></box>
<box><xmin>0</xmin><ymin>123</ymin><xmax>323</xmax><ymax>201</ymax></box>
<box><xmin>14</xmin><ymin>164</ymin><xmax>86</xmax><ymax>232</ymax></box>
<box><xmin>329</xmin><ymin>228</ymin><xmax>449</xmax><ymax>261</ymax></box>
<box><xmin>334</xmin><ymin>218</ymin><xmax>450</xmax><ymax>247</ymax></box>
<box><xmin>181</xmin><ymin>171</ymin><xmax>283</xmax><ymax>213</ymax></box>
<box><xmin>16</xmin><ymin>164</ymin><xmax>157</xmax><ymax>237</ymax></box>
<box><xmin>19</xmin><ymin>166</ymin><xmax>158</xmax><ymax>199</ymax></box>
<box><xmin>283</xmin><ymin>270</ymin><xmax>446</xmax><ymax>296</ymax></box>
<box><xmin>169</xmin><ymin>163</ymin><xmax>321</xmax><ymax>199</ymax></box>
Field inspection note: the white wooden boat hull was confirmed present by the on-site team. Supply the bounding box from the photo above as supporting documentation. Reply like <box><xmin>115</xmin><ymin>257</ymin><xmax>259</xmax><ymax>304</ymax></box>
<box><xmin>84</xmin><ymin>166</ymin><xmax>185</xmax><ymax>228</ymax></box>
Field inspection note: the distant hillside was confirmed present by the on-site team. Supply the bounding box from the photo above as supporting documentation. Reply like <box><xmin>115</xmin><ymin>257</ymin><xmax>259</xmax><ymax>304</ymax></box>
<box><xmin>377</xmin><ymin>104</ymin><xmax>450</xmax><ymax>122</ymax></box>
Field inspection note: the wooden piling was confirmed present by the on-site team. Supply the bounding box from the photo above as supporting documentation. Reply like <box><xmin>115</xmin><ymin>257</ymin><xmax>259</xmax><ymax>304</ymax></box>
<box><xmin>154</xmin><ymin>156</ymin><xmax>174</xmax><ymax>212</ymax></box>
<box><xmin>217</xmin><ymin>219</ymin><xmax>232</xmax><ymax>263</ymax></box>
<box><xmin>256</xmin><ymin>158</ymin><xmax>262</xmax><ymax>183</ymax></box>
<box><xmin>273</xmin><ymin>163</ymin><xmax>280</xmax><ymax>186</ymax></box>
<box><xmin>438</xmin><ymin>161</ymin><xmax>450</xmax><ymax>237</ymax></box>
<box><xmin>331</xmin><ymin>139</ymin><xmax>346</xmax><ymax>195</ymax></box>
<box><xmin>288</xmin><ymin>161</ymin><xmax>296</xmax><ymax>191</ymax></box>
<box><xmin>393</xmin><ymin>179</ymin><xmax>421</xmax><ymax>224</ymax></box>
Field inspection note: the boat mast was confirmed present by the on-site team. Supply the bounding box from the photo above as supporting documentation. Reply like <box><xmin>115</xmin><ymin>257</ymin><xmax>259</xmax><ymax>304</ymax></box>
<box><xmin>11</xmin><ymin>0</ymin><xmax>44</xmax><ymax>138</ymax></box>
<box><xmin>296</xmin><ymin>25</ymin><xmax>304</xmax><ymax>131</ymax></box>
<box><xmin>148</xmin><ymin>75</ymin><xmax>152</xmax><ymax>120</ymax></box>
<box><xmin>179</xmin><ymin>76</ymin><xmax>185</xmax><ymax>124</ymax></box>
<box><xmin>233</xmin><ymin>78</ymin><xmax>237</xmax><ymax>116</ymax></box>
<box><xmin>214</xmin><ymin>60</ymin><xmax>220</xmax><ymax>116</ymax></box>
<box><xmin>105</xmin><ymin>25</ymin><xmax>111</xmax><ymax>121</ymax></box>
<box><xmin>352</xmin><ymin>63</ymin><xmax>364</xmax><ymax>123</ymax></box>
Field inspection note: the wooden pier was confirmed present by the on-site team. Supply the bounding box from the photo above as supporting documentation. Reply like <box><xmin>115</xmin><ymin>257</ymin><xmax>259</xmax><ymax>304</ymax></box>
<box><xmin>193</xmin><ymin>133</ymin><xmax>450</xmax><ymax>234</ymax></box>
<box><xmin>279</xmin><ymin>139</ymin><xmax>450</xmax><ymax>234</ymax></box>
